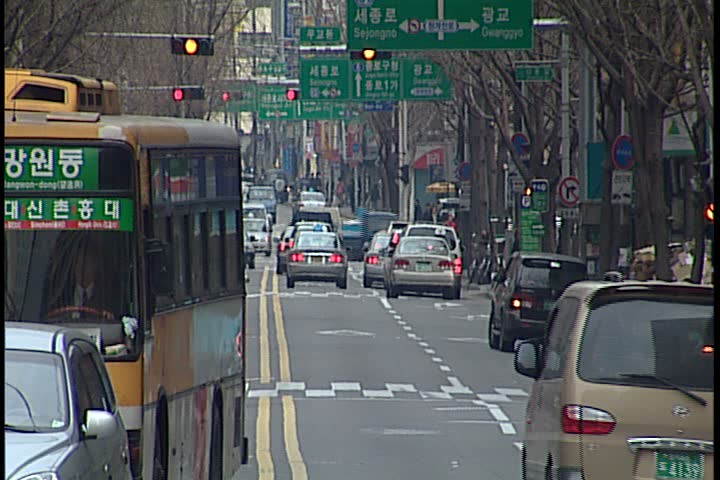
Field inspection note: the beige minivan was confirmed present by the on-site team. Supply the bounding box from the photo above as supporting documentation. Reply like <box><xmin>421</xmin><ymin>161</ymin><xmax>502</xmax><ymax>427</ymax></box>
<box><xmin>515</xmin><ymin>280</ymin><xmax>714</xmax><ymax>479</ymax></box>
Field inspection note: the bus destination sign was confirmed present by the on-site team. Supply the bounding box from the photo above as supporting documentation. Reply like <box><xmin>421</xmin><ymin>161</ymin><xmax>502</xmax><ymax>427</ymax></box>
<box><xmin>4</xmin><ymin>197</ymin><xmax>134</xmax><ymax>231</ymax></box>
<box><xmin>5</xmin><ymin>146</ymin><xmax>99</xmax><ymax>191</ymax></box>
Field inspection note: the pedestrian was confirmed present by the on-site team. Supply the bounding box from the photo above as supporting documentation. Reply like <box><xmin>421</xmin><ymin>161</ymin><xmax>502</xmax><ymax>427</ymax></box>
<box><xmin>444</xmin><ymin>214</ymin><xmax>458</xmax><ymax>231</ymax></box>
<box><xmin>414</xmin><ymin>198</ymin><xmax>423</xmax><ymax>221</ymax></box>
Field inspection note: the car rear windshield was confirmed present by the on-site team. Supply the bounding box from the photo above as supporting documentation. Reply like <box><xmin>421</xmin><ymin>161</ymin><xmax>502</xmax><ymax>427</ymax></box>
<box><xmin>248</xmin><ymin>189</ymin><xmax>275</xmax><ymax>200</ymax></box>
<box><xmin>371</xmin><ymin>235</ymin><xmax>391</xmax><ymax>252</ymax></box>
<box><xmin>244</xmin><ymin>219</ymin><xmax>266</xmax><ymax>232</ymax></box>
<box><xmin>578</xmin><ymin>297</ymin><xmax>714</xmax><ymax>391</ymax></box>
<box><xmin>296</xmin><ymin>233</ymin><xmax>338</xmax><ymax>249</ymax></box>
<box><xmin>244</xmin><ymin>207</ymin><xmax>266</xmax><ymax>219</ymax></box>
<box><xmin>398</xmin><ymin>238</ymin><xmax>449</xmax><ymax>255</ymax></box>
<box><xmin>406</xmin><ymin>227</ymin><xmax>456</xmax><ymax>250</ymax></box>
<box><xmin>518</xmin><ymin>259</ymin><xmax>586</xmax><ymax>290</ymax></box>
<box><xmin>301</xmin><ymin>192</ymin><xmax>325</xmax><ymax>202</ymax></box>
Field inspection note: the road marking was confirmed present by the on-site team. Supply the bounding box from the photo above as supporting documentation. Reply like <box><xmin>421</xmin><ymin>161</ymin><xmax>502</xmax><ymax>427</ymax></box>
<box><xmin>316</xmin><ymin>329</ymin><xmax>375</xmax><ymax>337</ymax></box>
<box><xmin>439</xmin><ymin>365</ymin><xmax>451</xmax><ymax>372</ymax></box>
<box><xmin>386</xmin><ymin>383</ymin><xmax>417</xmax><ymax>392</ymax></box>
<box><xmin>418</xmin><ymin>342</ymin><xmax>429</xmax><ymax>347</ymax></box>
<box><xmin>434</xmin><ymin>407</ymin><xmax>487</xmax><ymax>411</ymax></box>
<box><xmin>259</xmin><ymin>268</ymin><xmax>271</xmax><ymax>383</ymax></box>
<box><xmin>445</xmin><ymin>337</ymin><xmax>487</xmax><ymax>343</ymax></box>
<box><xmin>256</xmin><ymin>396</ymin><xmax>274</xmax><ymax>479</ymax></box>
<box><xmin>420</xmin><ymin>391</ymin><xmax>453</xmax><ymax>400</ymax></box>
<box><xmin>499</xmin><ymin>422</ymin><xmax>517</xmax><ymax>434</ymax></box>
<box><xmin>394</xmin><ymin>316</ymin><xmax>403</xmax><ymax>320</ymax></box>
<box><xmin>495</xmin><ymin>388</ymin><xmax>529</xmax><ymax>397</ymax></box>
<box><xmin>514</xmin><ymin>442</ymin><xmax>524</xmax><ymax>451</ymax></box>
<box><xmin>305</xmin><ymin>389</ymin><xmax>336</xmax><ymax>397</ymax></box>
<box><xmin>273</xmin><ymin>273</ymin><xmax>292</xmax><ymax>382</ymax></box>
<box><xmin>441</xmin><ymin>377</ymin><xmax>473</xmax><ymax>394</ymax></box>
<box><xmin>432</xmin><ymin>357</ymin><xmax>443</xmax><ymax>363</ymax></box>
<box><xmin>488</xmin><ymin>407</ymin><xmax>510</xmax><ymax>422</ymax></box>
<box><xmin>403</xmin><ymin>326</ymin><xmax>412</xmax><ymax>331</ymax></box>
<box><xmin>276</xmin><ymin>382</ymin><xmax>306</xmax><ymax>391</ymax></box>
<box><xmin>388</xmin><ymin>310</ymin><xmax>396</xmax><ymax>314</ymax></box>
<box><xmin>363</xmin><ymin>389</ymin><xmax>394</xmax><ymax>398</ymax></box>
<box><xmin>249</xmin><ymin>389</ymin><xmax>278</xmax><ymax>398</ymax></box>
<box><xmin>379</xmin><ymin>297</ymin><xmax>392</xmax><ymax>309</ymax></box>
<box><xmin>476</xmin><ymin>393</ymin><xmax>512</xmax><ymax>403</ymax></box>
<box><xmin>282</xmin><ymin>395</ymin><xmax>308</xmax><ymax>479</ymax></box>
<box><xmin>424</xmin><ymin>348</ymin><xmax>436</xmax><ymax>354</ymax></box>
<box><xmin>407</xmin><ymin>333</ymin><xmax>418</xmax><ymax>339</ymax></box>
<box><xmin>331</xmin><ymin>382</ymin><xmax>362</xmax><ymax>391</ymax></box>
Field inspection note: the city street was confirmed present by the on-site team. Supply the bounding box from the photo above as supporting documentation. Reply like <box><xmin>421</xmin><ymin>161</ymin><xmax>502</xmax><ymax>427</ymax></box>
<box><xmin>238</xmin><ymin>206</ymin><xmax>533</xmax><ymax>479</ymax></box>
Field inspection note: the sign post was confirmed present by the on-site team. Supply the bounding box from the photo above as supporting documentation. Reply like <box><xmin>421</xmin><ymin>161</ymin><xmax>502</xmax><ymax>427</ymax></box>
<box><xmin>612</xmin><ymin>134</ymin><xmax>634</xmax><ymax>170</ymax></box>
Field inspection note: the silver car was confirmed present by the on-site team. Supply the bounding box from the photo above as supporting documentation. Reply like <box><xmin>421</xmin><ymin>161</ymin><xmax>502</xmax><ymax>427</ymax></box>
<box><xmin>244</xmin><ymin>217</ymin><xmax>271</xmax><ymax>256</ymax></box>
<box><xmin>362</xmin><ymin>231</ymin><xmax>391</xmax><ymax>288</ymax></box>
<box><xmin>5</xmin><ymin>322</ymin><xmax>132</xmax><ymax>480</ymax></box>
<box><xmin>286</xmin><ymin>232</ymin><xmax>348</xmax><ymax>289</ymax></box>
<box><xmin>384</xmin><ymin>236</ymin><xmax>461</xmax><ymax>299</ymax></box>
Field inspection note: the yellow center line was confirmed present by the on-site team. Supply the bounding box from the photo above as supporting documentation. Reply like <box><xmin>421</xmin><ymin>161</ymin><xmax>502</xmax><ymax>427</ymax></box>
<box><xmin>282</xmin><ymin>395</ymin><xmax>308</xmax><ymax>480</ymax></box>
<box><xmin>256</xmin><ymin>396</ymin><xmax>274</xmax><ymax>479</ymax></box>
<box><xmin>272</xmin><ymin>272</ymin><xmax>291</xmax><ymax>382</ymax></box>
<box><xmin>272</xmin><ymin>271</ymin><xmax>307</xmax><ymax>479</ymax></box>
<box><xmin>259</xmin><ymin>267</ymin><xmax>271</xmax><ymax>384</ymax></box>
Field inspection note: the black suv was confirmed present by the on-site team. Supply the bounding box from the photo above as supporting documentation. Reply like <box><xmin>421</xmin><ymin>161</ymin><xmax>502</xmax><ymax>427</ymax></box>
<box><xmin>488</xmin><ymin>252</ymin><xmax>587</xmax><ymax>351</ymax></box>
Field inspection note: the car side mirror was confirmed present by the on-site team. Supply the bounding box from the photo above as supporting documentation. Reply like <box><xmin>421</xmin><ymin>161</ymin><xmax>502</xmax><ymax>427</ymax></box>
<box><xmin>83</xmin><ymin>410</ymin><xmax>117</xmax><ymax>440</ymax></box>
<box><xmin>514</xmin><ymin>341</ymin><xmax>541</xmax><ymax>379</ymax></box>
<box><xmin>146</xmin><ymin>238</ymin><xmax>173</xmax><ymax>296</ymax></box>
<box><xmin>362</xmin><ymin>241</ymin><xmax>370</xmax><ymax>253</ymax></box>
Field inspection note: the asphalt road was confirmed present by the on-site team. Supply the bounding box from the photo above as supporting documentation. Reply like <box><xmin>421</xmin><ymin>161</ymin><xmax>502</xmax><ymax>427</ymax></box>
<box><xmin>237</xmin><ymin>204</ymin><xmax>533</xmax><ymax>479</ymax></box>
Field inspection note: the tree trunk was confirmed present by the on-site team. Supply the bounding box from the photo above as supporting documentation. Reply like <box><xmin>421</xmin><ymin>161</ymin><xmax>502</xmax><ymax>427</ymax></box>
<box><xmin>383</xmin><ymin>142</ymin><xmax>399</xmax><ymax>213</ymax></box>
<box><xmin>469</xmin><ymin>110</ymin><xmax>486</xmax><ymax>238</ymax></box>
<box><xmin>628</xmin><ymin>100</ymin><xmax>673</xmax><ymax>281</ymax></box>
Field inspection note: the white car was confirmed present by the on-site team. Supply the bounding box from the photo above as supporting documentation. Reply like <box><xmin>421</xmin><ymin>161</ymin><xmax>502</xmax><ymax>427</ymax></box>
<box><xmin>244</xmin><ymin>217</ymin><xmax>271</xmax><ymax>256</ymax></box>
<box><xmin>298</xmin><ymin>191</ymin><xmax>326</xmax><ymax>208</ymax></box>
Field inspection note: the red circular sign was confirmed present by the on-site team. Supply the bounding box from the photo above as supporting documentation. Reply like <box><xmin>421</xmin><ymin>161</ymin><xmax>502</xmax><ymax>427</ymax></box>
<box><xmin>558</xmin><ymin>176</ymin><xmax>580</xmax><ymax>207</ymax></box>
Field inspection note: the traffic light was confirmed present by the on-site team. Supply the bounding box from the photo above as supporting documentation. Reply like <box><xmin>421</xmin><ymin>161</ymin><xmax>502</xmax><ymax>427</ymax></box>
<box><xmin>704</xmin><ymin>202</ymin><xmax>714</xmax><ymax>222</ymax></box>
<box><xmin>172</xmin><ymin>87</ymin><xmax>205</xmax><ymax>101</ymax></box>
<box><xmin>350</xmin><ymin>49</ymin><xmax>392</xmax><ymax>61</ymax></box>
<box><xmin>399</xmin><ymin>165</ymin><xmax>409</xmax><ymax>184</ymax></box>
<box><xmin>285</xmin><ymin>88</ymin><xmax>299</xmax><ymax>101</ymax></box>
<box><xmin>221</xmin><ymin>91</ymin><xmax>231</xmax><ymax>102</ymax></box>
<box><xmin>170</xmin><ymin>36</ymin><xmax>214</xmax><ymax>56</ymax></box>
<box><xmin>524</xmin><ymin>186</ymin><xmax>532</xmax><ymax>196</ymax></box>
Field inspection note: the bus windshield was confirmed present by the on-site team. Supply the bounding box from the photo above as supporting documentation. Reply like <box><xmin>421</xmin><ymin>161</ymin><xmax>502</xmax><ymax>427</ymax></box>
<box><xmin>5</xmin><ymin>230</ymin><xmax>138</xmax><ymax>356</ymax></box>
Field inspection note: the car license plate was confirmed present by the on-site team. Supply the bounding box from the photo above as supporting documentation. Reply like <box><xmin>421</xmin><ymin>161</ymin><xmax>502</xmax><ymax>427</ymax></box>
<box><xmin>656</xmin><ymin>452</ymin><xmax>703</xmax><ymax>479</ymax></box>
<box><xmin>416</xmin><ymin>262</ymin><xmax>432</xmax><ymax>272</ymax></box>
<box><xmin>311</xmin><ymin>256</ymin><xmax>324</xmax><ymax>264</ymax></box>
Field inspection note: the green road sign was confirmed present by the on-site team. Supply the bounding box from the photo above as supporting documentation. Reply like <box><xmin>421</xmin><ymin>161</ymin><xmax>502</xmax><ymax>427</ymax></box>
<box><xmin>300</xmin><ymin>26</ymin><xmax>342</xmax><ymax>45</ymax></box>
<box><xmin>530</xmin><ymin>178</ymin><xmax>549</xmax><ymax>212</ymax></box>
<box><xmin>515</xmin><ymin>64</ymin><xmax>553</xmax><ymax>82</ymax></box>
<box><xmin>300</xmin><ymin>58</ymin><xmax>349</xmax><ymax>100</ymax></box>
<box><xmin>257</xmin><ymin>62</ymin><xmax>286</xmax><ymax>76</ymax></box>
<box><xmin>519</xmin><ymin>207</ymin><xmax>543</xmax><ymax>252</ymax></box>
<box><xmin>226</xmin><ymin>82</ymin><xmax>258</xmax><ymax>112</ymax></box>
<box><xmin>402</xmin><ymin>59</ymin><xmax>452</xmax><ymax>100</ymax></box>
<box><xmin>297</xmin><ymin>101</ymin><xmax>361</xmax><ymax>120</ymax></box>
<box><xmin>257</xmin><ymin>85</ymin><xmax>298</xmax><ymax>120</ymax></box>
<box><xmin>347</xmin><ymin>0</ymin><xmax>533</xmax><ymax>51</ymax></box>
<box><xmin>351</xmin><ymin>59</ymin><xmax>401</xmax><ymax>101</ymax></box>
<box><xmin>300</xmin><ymin>57</ymin><xmax>451</xmax><ymax>101</ymax></box>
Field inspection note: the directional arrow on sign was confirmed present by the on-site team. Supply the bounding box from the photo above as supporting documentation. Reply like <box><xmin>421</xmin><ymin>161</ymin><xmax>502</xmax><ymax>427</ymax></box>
<box><xmin>458</xmin><ymin>19</ymin><xmax>479</xmax><ymax>32</ymax></box>
<box><xmin>355</xmin><ymin>72</ymin><xmax>362</xmax><ymax>97</ymax></box>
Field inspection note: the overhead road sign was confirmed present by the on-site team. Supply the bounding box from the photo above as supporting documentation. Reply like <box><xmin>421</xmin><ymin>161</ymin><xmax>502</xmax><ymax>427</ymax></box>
<box><xmin>514</xmin><ymin>63</ymin><xmax>553</xmax><ymax>82</ymax></box>
<box><xmin>257</xmin><ymin>62</ymin><xmax>287</xmax><ymax>76</ymax></box>
<box><xmin>347</xmin><ymin>0</ymin><xmax>533</xmax><ymax>51</ymax></box>
<box><xmin>300</xmin><ymin>26</ymin><xmax>343</xmax><ymax>45</ymax></box>
<box><xmin>257</xmin><ymin>84</ymin><xmax>298</xmax><ymax>120</ymax></box>
<box><xmin>299</xmin><ymin>57</ymin><xmax>451</xmax><ymax>102</ymax></box>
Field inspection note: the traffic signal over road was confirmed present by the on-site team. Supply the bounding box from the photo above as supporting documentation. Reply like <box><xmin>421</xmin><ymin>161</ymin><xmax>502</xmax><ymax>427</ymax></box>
<box><xmin>170</xmin><ymin>36</ymin><xmax>214</xmax><ymax>56</ymax></box>
<box><xmin>285</xmin><ymin>88</ymin><xmax>299</xmax><ymax>101</ymax></box>
<box><xmin>172</xmin><ymin>87</ymin><xmax>205</xmax><ymax>101</ymax></box>
<box><xmin>221</xmin><ymin>91</ymin><xmax>231</xmax><ymax>102</ymax></box>
<box><xmin>350</xmin><ymin>49</ymin><xmax>392</xmax><ymax>61</ymax></box>
<box><xmin>704</xmin><ymin>203</ymin><xmax>714</xmax><ymax>222</ymax></box>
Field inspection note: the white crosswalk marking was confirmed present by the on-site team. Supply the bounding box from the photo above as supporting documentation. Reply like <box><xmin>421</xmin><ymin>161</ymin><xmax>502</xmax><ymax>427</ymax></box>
<box><xmin>419</xmin><ymin>391</ymin><xmax>453</xmax><ymax>400</ymax></box>
<box><xmin>386</xmin><ymin>383</ymin><xmax>417</xmax><ymax>393</ymax></box>
<box><xmin>363</xmin><ymin>389</ymin><xmax>394</xmax><ymax>398</ymax></box>
<box><xmin>331</xmin><ymin>382</ymin><xmax>362</xmax><ymax>391</ymax></box>
<box><xmin>495</xmin><ymin>388</ymin><xmax>529</xmax><ymax>397</ymax></box>
<box><xmin>476</xmin><ymin>393</ymin><xmax>512</xmax><ymax>403</ymax></box>
<box><xmin>276</xmin><ymin>381</ymin><xmax>306</xmax><ymax>391</ymax></box>
<box><xmin>305</xmin><ymin>389</ymin><xmax>336</xmax><ymax>397</ymax></box>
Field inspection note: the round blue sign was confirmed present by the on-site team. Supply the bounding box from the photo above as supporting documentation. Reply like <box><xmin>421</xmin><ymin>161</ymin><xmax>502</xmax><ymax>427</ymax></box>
<box><xmin>456</xmin><ymin>162</ymin><xmax>471</xmax><ymax>181</ymax></box>
<box><xmin>511</xmin><ymin>132</ymin><xmax>530</xmax><ymax>156</ymax></box>
<box><xmin>612</xmin><ymin>135</ymin><xmax>634</xmax><ymax>170</ymax></box>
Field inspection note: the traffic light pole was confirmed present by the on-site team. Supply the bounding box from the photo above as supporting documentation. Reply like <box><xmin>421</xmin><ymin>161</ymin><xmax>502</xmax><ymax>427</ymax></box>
<box><xmin>398</xmin><ymin>100</ymin><xmax>409</xmax><ymax>221</ymax></box>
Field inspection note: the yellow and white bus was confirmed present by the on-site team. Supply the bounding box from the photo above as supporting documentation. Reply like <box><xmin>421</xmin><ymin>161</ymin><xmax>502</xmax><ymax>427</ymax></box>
<box><xmin>5</xmin><ymin>68</ymin><xmax>248</xmax><ymax>479</ymax></box>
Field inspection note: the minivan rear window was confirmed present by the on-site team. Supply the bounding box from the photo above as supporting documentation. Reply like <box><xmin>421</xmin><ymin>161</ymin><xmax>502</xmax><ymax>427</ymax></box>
<box><xmin>406</xmin><ymin>227</ymin><xmax>456</xmax><ymax>250</ymax></box>
<box><xmin>519</xmin><ymin>259</ymin><xmax>586</xmax><ymax>290</ymax></box>
<box><xmin>578</xmin><ymin>298</ymin><xmax>713</xmax><ymax>391</ymax></box>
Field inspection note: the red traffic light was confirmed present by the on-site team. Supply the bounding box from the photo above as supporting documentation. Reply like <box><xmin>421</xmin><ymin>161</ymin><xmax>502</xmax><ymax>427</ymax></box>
<box><xmin>285</xmin><ymin>88</ymin><xmax>299</xmax><ymax>101</ymax></box>
<box><xmin>173</xmin><ymin>88</ymin><xmax>184</xmax><ymax>102</ymax></box>
<box><xmin>221</xmin><ymin>91</ymin><xmax>230</xmax><ymax>102</ymax></box>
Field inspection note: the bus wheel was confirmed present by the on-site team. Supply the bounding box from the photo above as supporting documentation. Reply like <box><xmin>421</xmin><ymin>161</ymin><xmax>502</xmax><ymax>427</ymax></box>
<box><xmin>209</xmin><ymin>391</ymin><xmax>224</xmax><ymax>480</ymax></box>
<box><xmin>153</xmin><ymin>395</ymin><xmax>169</xmax><ymax>480</ymax></box>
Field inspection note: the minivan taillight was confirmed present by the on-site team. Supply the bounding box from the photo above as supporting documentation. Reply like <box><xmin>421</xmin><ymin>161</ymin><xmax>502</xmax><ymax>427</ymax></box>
<box><xmin>510</xmin><ymin>293</ymin><xmax>534</xmax><ymax>309</ymax></box>
<box><xmin>453</xmin><ymin>257</ymin><xmax>462</xmax><ymax>274</ymax></box>
<box><xmin>562</xmin><ymin>405</ymin><xmax>616</xmax><ymax>435</ymax></box>
<box><xmin>439</xmin><ymin>260</ymin><xmax>453</xmax><ymax>270</ymax></box>
<box><xmin>329</xmin><ymin>253</ymin><xmax>344</xmax><ymax>263</ymax></box>
<box><xmin>290</xmin><ymin>253</ymin><xmax>305</xmax><ymax>262</ymax></box>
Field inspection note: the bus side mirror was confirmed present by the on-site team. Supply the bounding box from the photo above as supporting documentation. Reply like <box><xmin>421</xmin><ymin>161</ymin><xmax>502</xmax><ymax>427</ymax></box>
<box><xmin>146</xmin><ymin>238</ymin><xmax>173</xmax><ymax>296</ymax></box>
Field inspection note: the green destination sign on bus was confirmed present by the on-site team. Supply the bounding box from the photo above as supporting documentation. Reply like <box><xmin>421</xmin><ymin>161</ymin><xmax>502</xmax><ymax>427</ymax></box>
<box><xmin>4</xmin><ymin>197</ymin><xmax>134</xmax><ymax>231</ymax></box>
<box><xmin>5</xmin><ymin>146</ymin><xmax>100</xmax><ymax>191</ymax></box>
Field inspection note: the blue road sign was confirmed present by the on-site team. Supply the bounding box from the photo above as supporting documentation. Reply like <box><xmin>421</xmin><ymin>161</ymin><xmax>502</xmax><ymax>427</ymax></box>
<box><xmin>363</xmin><ymin>101</ymin><xmax>395</xmax><ymax>112</ymax></box>
<box><xmin>612</xmin><ymin>134</ymin><xmax>634</xmax><ymax>170</ymax></box>
<box><xmin>511</xmin><ymin>132</ymin><xmax>530</xmax><ymax>156</ymax></box>
<box><xmin>456</xmin><ymin>162</ymin><xmax>471</xmax><ymax>181</ymax></box>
